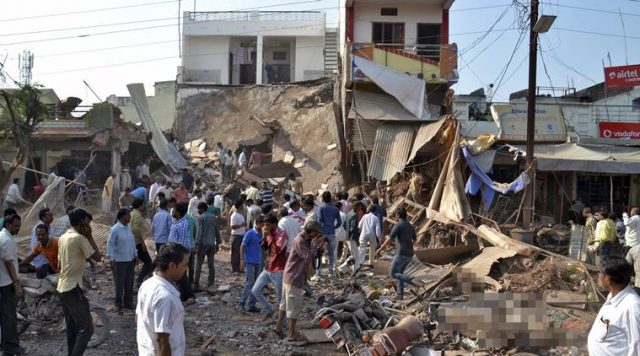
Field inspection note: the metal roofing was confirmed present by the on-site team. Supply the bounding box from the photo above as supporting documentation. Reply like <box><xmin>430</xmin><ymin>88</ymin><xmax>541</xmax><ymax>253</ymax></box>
<box><xmin>348</xmin><ymin>91</ymin><xmax>421</xmax><ymax>121</ymax></box>
<box><xmin>127</xmin><ymin>83</ymin><xmax>187</xmax><ymax>172</ymax></box>
<box><xmin>406</xmin><ymin>116</ymin><xmax>450</xmax><ymax>163</ymax></box>
<box><xmin>350</xmin><ymin>117</ymin><xmax>382</xmax><ymax>151</ymax></box>
<box><xmin>31</xmin><ymin>128</ymin><xmax>94</xmax><ymax>138</ymax></box>
<box><xmin>367</xmin><ymin>123</ymin><xmax>416</xmax><ymax>181</ymax></box>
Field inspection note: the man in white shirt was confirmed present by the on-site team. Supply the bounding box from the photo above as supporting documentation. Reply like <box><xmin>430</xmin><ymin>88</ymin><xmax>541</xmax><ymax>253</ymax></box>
<box><xmin>5</xmin><ymin>179</ymin><xmax>28</xmax><ymax>209</ymax></box>
<box><xmin>157</xmin><ymin>181</ymin><xmax>173</xmax><ymax>202</ymax></box>
<box><xmin>624</xmin><ymin>208</ymin><xmax>640</xmax><ymax>249</ymax></box>
<box><xmin>148</xmin><ymin>177</ymin><xmax>163</xmax><ymax>207</ymax></box>
<box><xmin>244</xmin><ymin>181</ymin><xmax>260</xmax><ymax>203</ymax></box>
<box><xmin>120</xmin><ymin>168</ymin><xmax>132</xmax><ymax>191</ymax></box>
<box><xmin>358</xmin><ymin>205</ymin><xmax>381</xmax><ymax>267</ymax></box>
<box><xmin>0</xmin><ymin>214</ymin><xmax>24</xmax><ymax>356</ymax></box>
<box><xmin>187</xmin><ymin>189</ymin><xmax>205</xmax><ymax>218</ymax></box>
<box><xmin>137</xmin><ymin>243</ymin><xmax>189</xmax><ymax>356</ymax></box>
<box><xmin>588</xmin><ymin>256</ymin><xmax>640</xmax><ymax>356</ymax></box>
<box><xmin>230</xmin><ymin>200</ymin><xmax>246</xmax><ymax>273</ymax></box>
<box><xmin>278</xmin><ymin>208</ymin><xmax>301</xmax><ymax>253</ymax></box>
<box><xmin>238</xmin><ymin>148</ymin><xmax>248</xmax><ymax>170</ymax></box>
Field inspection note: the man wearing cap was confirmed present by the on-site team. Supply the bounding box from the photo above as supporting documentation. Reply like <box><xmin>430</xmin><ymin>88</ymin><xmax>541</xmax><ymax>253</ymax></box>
<box><xmin>107</xmin><ymin>208</ymin><xmax>137</xmax><ymax>311</ymax></box>
<box><xmin>273</xmin><ymin>220</ymin><xmax>326</xmax><ymax>342</ymax></box>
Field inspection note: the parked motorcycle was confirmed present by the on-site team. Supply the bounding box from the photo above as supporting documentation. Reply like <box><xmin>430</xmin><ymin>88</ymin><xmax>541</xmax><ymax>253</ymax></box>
<box><xmin>17</xmin><ymin>273</ymin><xmax>110</xmax><ymax>348</ymax></box>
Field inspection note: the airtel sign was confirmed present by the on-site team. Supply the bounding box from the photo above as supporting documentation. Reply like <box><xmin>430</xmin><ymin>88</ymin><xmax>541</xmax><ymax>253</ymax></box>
<box><xmin>604</xmin><ymin>64</ymin><xmax>640</xmax><ymax>88</ymax></box>
<box><xmin>599</xmin><ymin>122</ymin><xmax>640</xmax><ymax>140</ymax></box>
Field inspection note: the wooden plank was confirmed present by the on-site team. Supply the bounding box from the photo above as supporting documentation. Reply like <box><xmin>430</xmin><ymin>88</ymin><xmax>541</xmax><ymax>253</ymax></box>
<box><xmin>544</xmin><ymin>290</ymin><xmax>587</xmax><ymax>310</ymax></box>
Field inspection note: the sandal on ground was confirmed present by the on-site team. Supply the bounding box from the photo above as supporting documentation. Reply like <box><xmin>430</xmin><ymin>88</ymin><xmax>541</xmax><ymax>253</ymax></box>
<box><xmin>286</xmin><ymin>333</ymin><xmax>307</xmax><ymax>343</ymax></box>
<box><xmin>272</xmin><ymin>328</ymin><xmax>285</xmax><ymax>339</ymax></box>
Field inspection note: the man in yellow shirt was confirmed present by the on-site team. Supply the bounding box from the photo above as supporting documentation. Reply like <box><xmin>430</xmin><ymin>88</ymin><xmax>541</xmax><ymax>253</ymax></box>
<box><xmin>590</xmin><ymin>211</ymin><xmax>617</xmax><ymax>264</ymax></box>
<box><xmin>57</xmin><ymin>209</ymin><xmax>102</xmax><ymax>356</ymax></box>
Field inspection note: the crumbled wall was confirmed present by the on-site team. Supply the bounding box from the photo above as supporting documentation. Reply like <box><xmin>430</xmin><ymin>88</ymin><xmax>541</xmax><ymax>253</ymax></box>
<box><xmin>176</xmin><ymin>79</ymin><xmax>342</xmax><ymax>192</ymax></box>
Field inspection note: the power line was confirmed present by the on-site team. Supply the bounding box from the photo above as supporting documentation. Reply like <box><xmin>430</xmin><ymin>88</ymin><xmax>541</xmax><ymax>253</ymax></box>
<box><xmin>543</xmin><ymin>2</ymin><xmax>640</xmax><ymax>17</ymax></box>
<box><xmin>0</xmin><ymin>0</ymin><xmax>180</xmax><ymax>23</ymax></box>
<box><xmin>555</xmin><ymin>27</ymin><xmax>640</xmax><ymax>41</ymax></box>
<box><xmin>451</xmin><ymin>4</ymin><xmax>512</xmax><ymax>12</ymax></box>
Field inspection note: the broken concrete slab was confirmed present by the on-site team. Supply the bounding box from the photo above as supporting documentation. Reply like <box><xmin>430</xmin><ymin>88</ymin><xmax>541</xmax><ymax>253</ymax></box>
<box><xmin>326</xmin><ymin>143</ymin><xmax>337</xmax><ymax>151</ymax></box>
<box><xmin>299</xmin><ymin>329</ymin><xmax>332</xmax><ymax>343</ymax></box>
<box><xmin>283</xmin><ymin>151</ymin><xmax>295</xmax><ymax>164</ymax></box>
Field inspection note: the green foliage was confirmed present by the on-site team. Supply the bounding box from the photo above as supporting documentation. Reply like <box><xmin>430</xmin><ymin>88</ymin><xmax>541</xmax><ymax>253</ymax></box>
<box><xmin>0</xmin><ymin>84</ymin><xmax>49</xmax><ymax>141</ymax></box>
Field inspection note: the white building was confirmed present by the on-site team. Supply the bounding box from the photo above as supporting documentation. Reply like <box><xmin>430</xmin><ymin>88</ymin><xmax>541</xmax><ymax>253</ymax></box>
<box><xmin>107</xmin><ymin>81</ymin><xmax>176</xmax><ymax>131</ymax></box>
<box><xmin>178</xmin><ymin>11</ymin><xmax>327</xmax><ymax>85</ymax></box>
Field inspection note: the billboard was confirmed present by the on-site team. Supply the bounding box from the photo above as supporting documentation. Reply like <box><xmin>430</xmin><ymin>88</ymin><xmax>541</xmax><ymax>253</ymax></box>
<box><xmin>599</xmin><ymin>122</ymin><xmax>640</xmax><ymax>139</ymax></box>
<box><xmin>604</xmin><ymin>64</ymin><xmax>640</xmax><ymax>89</ymax></box>
<box><xmin>490</xmin><ymin>104</ymin><xmax>566</xmax><ymax>142</ymax></box>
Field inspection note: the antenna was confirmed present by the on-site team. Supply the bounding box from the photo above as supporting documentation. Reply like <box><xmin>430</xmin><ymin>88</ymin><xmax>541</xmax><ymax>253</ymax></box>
<box><xmin>83</xmin><ymin>80</ymin><xmax>104</xmax><ymax>102</ymax></box>
<box><xmin>18</xmin><ymin>50</ymin><xmax>34</xmax><ymax>85</ymax></box>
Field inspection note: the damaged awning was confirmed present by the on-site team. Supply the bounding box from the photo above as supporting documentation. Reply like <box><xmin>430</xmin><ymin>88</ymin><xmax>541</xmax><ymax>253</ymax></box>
<box><xmin>127</xmin><ymin>83</ymin><xmax>187</xmax><ymax>172</ymax></box>
<box><xmin>515</xmin><ymin>143</ymin><xmax>640</xmax><ymax>174</ymax></box>
<box><xmin>349</xmin><ymin>91</ymin><xmax>421</xmax><ymax>122</ymax></box>
<box><xmin>406</xmin><ymin>116</ymin><xmax>451</xmax><ymax>163</ymax></box>
<box><xmin>351</xmin><ymin>117</ymin><xmax>382</xmax><ymax>151</ymax></box>
<box><xmin>368</xmin><ymin>123</ymin><xmax>416</xmax><ymax>181</ymax></box>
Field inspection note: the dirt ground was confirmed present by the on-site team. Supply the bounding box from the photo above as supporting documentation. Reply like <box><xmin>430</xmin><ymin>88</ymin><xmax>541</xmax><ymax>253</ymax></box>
<box><xmin>19</xmin><ymin>244</ymin><xmax>339</xmax><ymax>356</ymax></box>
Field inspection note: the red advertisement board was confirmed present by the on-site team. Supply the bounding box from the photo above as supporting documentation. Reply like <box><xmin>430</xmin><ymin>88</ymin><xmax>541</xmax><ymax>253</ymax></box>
<box><xmin>599</xmin><ymin>122</ymin><xmax>640</xmax><ymax>139</ymax></box>
<box><xmin>604</xmin><ymin>64</ymin><xmax>640</xmax><ymax>88</ymax></box>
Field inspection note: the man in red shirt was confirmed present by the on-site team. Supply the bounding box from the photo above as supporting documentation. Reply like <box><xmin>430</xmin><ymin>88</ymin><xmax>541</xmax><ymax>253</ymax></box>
<box><xmin>173</xmin><ymin>182</ymin><xmax>190</xmax><ymax>204</ymax></box>
<box><xmin>248</xmin><ymin>148</ymin><xmax>272</xmax><ymax>169</ymax></box>
<box><xmin>251</xmin><ymin>214</ymin><xmax>287</xmax><ymax>317</ymax></box>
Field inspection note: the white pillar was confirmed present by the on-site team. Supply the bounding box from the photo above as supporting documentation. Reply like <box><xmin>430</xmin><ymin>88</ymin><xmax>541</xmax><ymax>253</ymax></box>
<box><xmin>256</xmin><ymin>35</ymin><xmax>263</xmax><ymax>84</ymax></box>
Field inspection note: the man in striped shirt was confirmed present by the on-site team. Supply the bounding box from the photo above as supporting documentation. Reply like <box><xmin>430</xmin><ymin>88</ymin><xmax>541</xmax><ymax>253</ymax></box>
<box><xmin>259</xmin><ymin>181</ymin><xmax>276</xmax><ymax>206</ymax></box>
<box><xmin>168</xmin><ymin>203</ymin><xmax>194</xmax><ymax>301</ymax></box>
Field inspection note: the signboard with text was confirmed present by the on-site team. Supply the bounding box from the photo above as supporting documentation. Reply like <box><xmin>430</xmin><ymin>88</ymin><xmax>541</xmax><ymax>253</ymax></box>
<box><xmin>604</xmin><ymin>64</ymin><xmax>640</xmax><ymax>88</ymax></box>
<box><xmin>490</xmin><ymin>104</ymin><xmax>566</xmax><ymax>142</ymax></box>
<box><xmin>599</xmin><ymin>122</ymin><xmax>640</xmax><ymax>139</ymax></box>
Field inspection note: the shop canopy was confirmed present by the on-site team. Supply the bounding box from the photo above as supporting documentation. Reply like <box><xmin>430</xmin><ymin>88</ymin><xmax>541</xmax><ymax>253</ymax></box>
<box><xmin>516</xmin><ymin>143</ymin><xmax>640</xmax><ymax>174</ymax></box>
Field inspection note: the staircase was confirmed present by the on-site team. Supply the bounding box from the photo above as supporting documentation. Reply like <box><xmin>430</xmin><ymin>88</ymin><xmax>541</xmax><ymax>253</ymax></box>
<box><xmin>324</xmin><ymin>27</ymin><xmax>338</xmax><ymax>76</ymax></box>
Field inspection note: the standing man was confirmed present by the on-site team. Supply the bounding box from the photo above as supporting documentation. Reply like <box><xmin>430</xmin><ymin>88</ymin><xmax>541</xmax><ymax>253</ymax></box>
<box><xmin>107</xmin><ymin>208</ymin><xmax>137</xmax><ymax>311</ymax></box>
<box><xmin>315</xmin><ymin>191</ymin><xmax>342</xmax><ymax>278</ymax></box>
<box><xmin>5</xmin><ymin>179</ymin><xmax>28</xmax><ymax>209</ymax></box>
<box><xmin>187</xmin><ymin>189</ymin><xmax>205</xmax><ymax>218</ymax></box>
<box><xmin>158</xmin><ymin>180</ymin><xmax>173</xmax><ymax>201</ymax></box>
<box><xmin>173</xmin><ymin>183</ymin><xmax>189</xmax><ymax>205</ymax></box>
<box><xmin>274</xmin><ymin>221</ymin><xmax>324</xmax><ymax>342</ymax></box>
<box><xmin>624</xmin><ymin>208</ymin><xmax>640</xmax><ymax>250</ymax></box>
<box><xmin>246</xmin><ymin>199</ymin><xmax>261</xmax><ymax>229</ymax></box>
<box><xmin>168</xmin><ymin>203</ymin><xmax>195</xmax><ymax>301</ymax></box>
<box><xmin>230</xmin><ymin>200</ymin><xmax>247</xmax><ymax>273</ymax></box>
<box><xmin>591</xmin><ymin>211</ymin><xmax>618</xmax><ymax>262</ymax></box>
<box><xmin>253</xmin><ymin>214</ymin><xmax>288</xmax><ymax>317</ymax></box>
<box><xmin>244</xmin><ymin>181</ymin><xmax>260</xmax><ymax>203</ymax></box>
<box><xmin>131</xmin><ymin>199</ymin><xmax>153</xmax><ymax>287</ymax></box>
<box><xmin>0</xmin><ymin>214</ymin><xmax>25</xmax><ymax>356</ymax></box>
<box><xmin>148</xmin><ymin>177</ymin><xmax>163</xmax><ymax>211</ymax></box>
<box><xmin>371</xmin><ymin>197</ymin><xmax>387</xmax><ymax>227</ymax></box>
<box><xmin>102</xmin><ymin>173</ymin><xmax>116</xmax><ymax>213</ymax></box>
<box><xmin>225</xmin><ymin>150</ymin><xmax>236</xmax><ymax>180</ymax></box>
<box><xmin>136</xmin><ymin>243</ymin><xmax>189</xmax><ymax>356</ymax></box>
<box><xmin>194</xmin><ymin>202</ymin><xmax>221</xmax><ymax>290</ymax></box>
<box><xmin>259</xmin><ymin>181</ymin><xmax>276</xmax><ymax>206</ymax></box>
<box><xmin>358</xmin><ymin>205</ymin><xmax>382</xmax><ymax>268</ymax></box>
<box><xmin>339</xmin><ymin>201</ymin><xmax>365</xmax><ymax>272</ymax></box>
<box><xmin>238</xmin><ymin>148</ymin><xmax>248</xmax><ymax>170</ymax></box>
<box><xmin>239</xmin><ymin>216</ymin><xmax>264</xmax><ymax>313</ymax></box>
<box><xmin>181</xmin><ymin>169</ymin><xmax>194</xmax><ymax>192</ymax></box>
<box><xmin>217</xmin><ymin>142</ymin><xmax>228</xmax><ymax>179</ymax></box>
<box><xmin>151</xmin><ymin>199</ymin><xmax>172</xmax><ymax>251</ymax></box>
<box><xmin>278</xmin><ymin>208</ymin><xmax>301</xmax><ymax>253</ymax></box>
<box><xmin>51</xmin><ymin>205</ymin><xmax>75</xmax><ymax>237</ymax></box>
<box><xmin>587</xmin><ymin>256</ymin><xmax>640</xmax><ymax>355</ymax></box>
<box><xmin>119</xmin><ymin>187</ymin><xmax>134</xmax><ymax>209</ymax></box>
<box><xmin>249</xmin><ymin>148</ymin><xmax>272</xmax><ymax>169</ymax></box>
<box><xmin>376</xmin><ymin>208</ymin><xmax>417</xmax><ymax>300</ymax></box>
<box><xmin>120</xmin><ymin>168</ymin><xmax>132</xmax><ymax>191</ymax></box>
<box><xmin>58</xmin><ymin>209</ymin><xmax>103</xmax><ymax>356</ymax></box>
<box><xmin>30</xmin><ymin>208</ymin><xmax>54</xmax><ymax>274</ymax></box>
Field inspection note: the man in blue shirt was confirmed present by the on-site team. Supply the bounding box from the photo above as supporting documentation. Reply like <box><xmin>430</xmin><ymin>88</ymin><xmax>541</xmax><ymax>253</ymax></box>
<box><xmin>151</xmin><ymin>199</ymin><xmax>172</xmax><ymax>251</ymax></box>
<box><xmin>315</xmin><ymin>191</ymin><xmax>342</xmax><ymax>278</ymax></box>
<box><xmin>107</xmin><ymin>208</ymin><xmax>137</xmax><ymax>310</ymax></box>
<box><xmin>371</xmin><ymin>197</ymin><xmax>387</xmax><ymax>229</ymax></box>
<box><xmin>168</xmin><ymin>203</ymin><xmax>195</xmax><ymax>301</ymax></box>
<box><xmin>239</xmin><ymin>216</ymin><xmax>264</xmax><ymax>313</ymax></box>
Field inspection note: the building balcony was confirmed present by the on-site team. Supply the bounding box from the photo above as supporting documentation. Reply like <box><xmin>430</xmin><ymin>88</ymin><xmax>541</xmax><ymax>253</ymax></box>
<box><xmin>350</xmin><ymin>42</ymin><xmax>458</xmax><ymax>84</ymax></box>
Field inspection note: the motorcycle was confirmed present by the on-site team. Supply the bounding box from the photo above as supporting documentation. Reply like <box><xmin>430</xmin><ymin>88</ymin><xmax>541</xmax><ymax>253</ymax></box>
<box><xmin>17</xmin><ymin>273</ymin><xmax>110</xmax><ymax>348</ymax></box>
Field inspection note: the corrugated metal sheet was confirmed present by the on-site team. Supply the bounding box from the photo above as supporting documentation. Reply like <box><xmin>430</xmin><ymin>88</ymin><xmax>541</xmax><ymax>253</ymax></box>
<box><xmin>350</xmin><ymin>117</ymin><xmax>381</xmax><ymax>151</ymax></box>
<box><xmin>348</xmin><ymin>91</ymin><xmax>420</xmax><ymax>121</ymax></box>
<box><xmin>406</xmin><ymin>116</ymin><xmax>450</xmax><ymax>163</ymax></box>
<box><xmin>367</xmin><ymin>123</ymin><xmax>416</xmax><ymax>180</ymax></box>
<box><xmin>127</xmin><ymin>83</ymin><xmax>187</xmax><ymax>172</ymax></box>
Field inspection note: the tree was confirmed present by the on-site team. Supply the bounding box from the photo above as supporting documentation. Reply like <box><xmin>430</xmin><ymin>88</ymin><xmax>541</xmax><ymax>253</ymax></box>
<box><xmin>0</xmin><ymin>85</ymin><xmax>49</xmax><ymax>193</ymax></box>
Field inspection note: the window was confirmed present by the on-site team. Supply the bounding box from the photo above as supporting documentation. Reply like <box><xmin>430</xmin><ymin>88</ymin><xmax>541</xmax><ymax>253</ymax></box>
<box><xmin>372</xmin><ymin>22</ymin><xmax>404</xmax><ymax>46</ymax></box>
<box><xmin>381</xmin><ymin>8</ymin><xmax>398</xmax><ymax>16</ymax></box>
<box><xmin>273</xmin><ymin>51</ymin><xmax>287</xmax><ymax>61</ymax></box>
<box><xmin>633</xmin><ymin>97</ymin><xmax>640</xmax><ymax>112</ymax></box>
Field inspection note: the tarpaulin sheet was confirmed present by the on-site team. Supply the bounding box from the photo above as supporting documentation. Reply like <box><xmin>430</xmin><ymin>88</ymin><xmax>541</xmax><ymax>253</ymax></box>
<box><xmin>462</xmin><ymin>146</ymin><xmax>529</xmax><ymax>209</ymax></box>
<box><xmin>353</xmin><ymin>56</ymin><xmax>430</xmax><ymax>120</ymax></box>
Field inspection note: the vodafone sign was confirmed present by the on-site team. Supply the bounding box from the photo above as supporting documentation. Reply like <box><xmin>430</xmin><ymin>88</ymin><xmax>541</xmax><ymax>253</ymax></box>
<box><xmin>599</xmin><ymin>122</ymin><xmax>640</xmax><ymax>139</ymax></box>
<box><xmin>604</xmin><ymin>64</ymin><xmax>640</xmax><ymax>88</ymax></box>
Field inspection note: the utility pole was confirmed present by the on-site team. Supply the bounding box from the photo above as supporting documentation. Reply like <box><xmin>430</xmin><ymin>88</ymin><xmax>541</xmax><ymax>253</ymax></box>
<box><xmin>523</xmin><ymin>0</ymin><xmax>539</xmax><ymax>227</ymax></box>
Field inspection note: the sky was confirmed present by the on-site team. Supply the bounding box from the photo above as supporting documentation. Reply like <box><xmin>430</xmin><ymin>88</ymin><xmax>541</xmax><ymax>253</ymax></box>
<box><xmin>0</xmin><ymin>0</ymin><xmax>639</xmax><ymax>104</ymax></box>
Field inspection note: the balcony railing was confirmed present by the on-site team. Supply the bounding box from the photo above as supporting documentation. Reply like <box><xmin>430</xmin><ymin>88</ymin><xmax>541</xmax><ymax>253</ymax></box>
<box><xmin>187</xmin><ymin>11</ymin><xmax>324</xmax><ymax>22</ymax></box>
<box><xmin>351</xmin><ymin>42</ymin><xmax>458</xmax><ymax>82</ymax></box>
